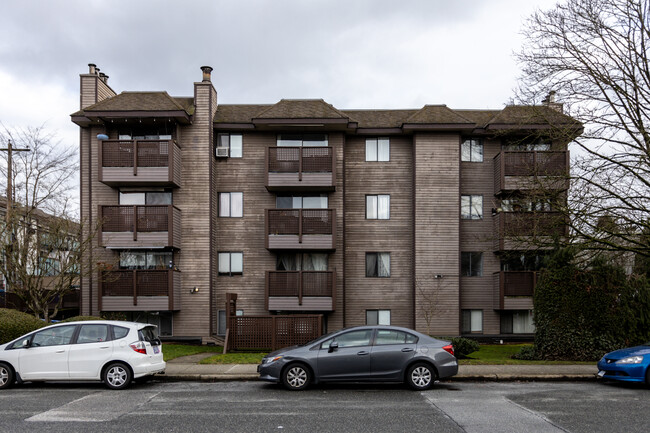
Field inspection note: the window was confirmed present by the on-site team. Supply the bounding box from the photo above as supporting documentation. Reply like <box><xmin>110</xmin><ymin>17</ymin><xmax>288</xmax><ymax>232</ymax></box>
<box><xmin>366</xmin><ymin>195</ymin><xmax>390</xmax><ymax>219</ymax></box>
<box><xmin>77</xmin><ymin>324</ymin><xmax>109</xmax><ymax>344</ymax></box>
<box><xmin>375</xmin><ymin>329</ymin><xmax>418</xmax><ymax>345</ymax></box>
<box><xmin>119</xmin><ymin>191</ymin><xmax>172</xmax><ymax>205</ymax></box>
<box><xmin>218</xmin><ymin>252</ymin><xmax>243</xmax><ymax>275</ymax></box>
<box><xmin>366</xmin><ymin>253</ymin><xmax>390</xmax><ymax>277</ymax></box>
<box><xmin>113</xmin><ymin>326</ymin><xmax>130</xmax><ymax>339</ymax></box>
<box><xmin>219</xmin><ymin>192</ymin><xmax>243</xmax><ymax>217</ymax></box>
<box><xmin>500</xmin><ymin>253</ymin><xmax>548</xmax><ymax>271</ymax></box>
<box><xmin>501</xmin><ymin>310</ymin><xmax>535</xmax><ymax>334</ymax></box>
<box><xmin>366</xmin><ymin>138</ymin><xmax>390</xmax><ymax>161</ymax></box>
<box><xmin>502</xmin><ymin>138</ymin><xmax>551</xmax><ymax>151</ymax></box>
<box><xmin>277</xmin><ymin>134</ymin><xmax>328</xmax><ymax>147</ymax></box>
<box><xmin>276</xmin><ymin>194</ymin><xmax>328</xmax><ymax>209</ymax></box>
<box><xmin>31</xmin><ymin>325</ymin><xmax>76</xmax><ymax>347</ymax></box>
<box><xmin>501</xmin><ymin>197</ymin><xmax>552</xmax><ymax>212</ymax></box>
<box><xmin>461</xmin><ymin>252</ymin><xmax>483</xmax><ymax>277</ymax></box>
<box><xmin>217</xmin><ymin>133</ymin><xmax>243</xmax><ymax>158</ymax></box>
<box><xmin>461</xmin><ymin>310</ymin><xmax>483</xmax><ymax>334</ymax></box>
<box><xmin>461</xmin><ymin>195</ymin><xmax>483</xmax><ymax>219</ymax></box>
<box><xmin>276</xmin><ymin>253</ymin><xmax>328</xmax><ymax>271</ymax></box>
<box><xmin>320</xmin><ymin>329</ymin><xmax>373</xmax><ymax>349</ymax></box>
<box><xmin>461</xmin><ymin>139</ymin><xmax>483</xmax><ymax>162</ymax></box>
<box><xmin>119</xmin><ymin>251</ymin><xmax>173</xmax><ymax>269</ymax></box>
<box><xmin>366</xmin><ymin>310</ymin><xmax>391</xmax><ymax>326</ymax></box>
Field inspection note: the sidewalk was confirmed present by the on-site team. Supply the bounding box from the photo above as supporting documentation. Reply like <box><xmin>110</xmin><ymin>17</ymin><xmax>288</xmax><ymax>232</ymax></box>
<box><xmin>160</xmin><ymin>354</ymin><xmax>597</xmax><ymax>382</ymax></box>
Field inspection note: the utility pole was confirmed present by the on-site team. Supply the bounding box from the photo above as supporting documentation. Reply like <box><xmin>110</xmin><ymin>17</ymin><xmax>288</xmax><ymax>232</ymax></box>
<box><xmin>1</xmin><ymin>139</ymin><xmax>30</xmax><ymax>222</ymax></box>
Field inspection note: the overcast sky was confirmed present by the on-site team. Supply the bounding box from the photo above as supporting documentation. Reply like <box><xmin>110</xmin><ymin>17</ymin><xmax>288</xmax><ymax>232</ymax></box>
<box><xmin>0</xmin><ymin>0</ymin><xmax>559</xmax><ymax>149</ymax></box>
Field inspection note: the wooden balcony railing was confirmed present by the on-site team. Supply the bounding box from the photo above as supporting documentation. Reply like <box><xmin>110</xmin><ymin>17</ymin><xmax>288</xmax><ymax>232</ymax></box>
<box><xmin>265</xmin><ymin>270</ymin><xmax>336</xmax><ymax>311</ymax></box>
<box><xmin>266</xmin><ymin>147</ymin><xmax>335</xmax><ymax>191</ymax></box>
<box><xmin>494</xmin><ymin>151</ymin><xmax>569</xmax><ymax>193</ymax></box>
<box><xmin>493</xmin><ymin>271</ymin><xmax>537</xmax><ymax>309</ymax></box>
<box><xmin>265</xmin><ymin>209</ymin><xmax>336</xmax><ymax>250</ymax></box>
<box><xmin>98</xmin><ymin>269</ymin><xmax>181</xmax><ymax>311</ymax></box>
<box><xmin>99</xmin><ymin>205</ymin><xmax>181</xmax><ymax>249</ymax></box>
<box><xmin>99</xmin><ymin>139</ymin><xmax>181</xmax><ymax>187</ymax></box>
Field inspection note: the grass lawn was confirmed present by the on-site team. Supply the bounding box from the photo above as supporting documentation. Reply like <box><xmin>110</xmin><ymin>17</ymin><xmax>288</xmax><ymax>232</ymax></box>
<box><xmin>199</xmin><ymin>352</ymin><xmax>266</xmax><ymax>365</ymax></box>
<box><xmin>162</xmin><ymin>344</ymin><xmax>223</xmax><ymax>362</ymax></box>
<box><xmin>459</xmin><ymin>344</ymin><xmax>592</xmax><ymax>365</ymax></box>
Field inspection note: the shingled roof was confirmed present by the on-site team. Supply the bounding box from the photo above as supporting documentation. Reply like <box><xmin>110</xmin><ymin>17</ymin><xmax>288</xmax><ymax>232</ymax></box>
<box><xmin>404</xmin><ymin>105</ymin><xmax>474</xmax><ymax>125</ymax></box>
<box><xmin>80</xmin><ymin>91</ymin><xmax>191</xmax><ymax>114</ymax></box>
<box><xmin>253</xmin><ymin>99</ymin><xmax>350</xmax><ymax>120</ymax></box>
<box><xmin>341</xmin><ymin>110</ymin><xmax>418</xmax><ymax>128</ymax></box>
<box><xmin>486</xmin><ymin>105</ymin><xmax>578</xmax><ymax>127</ymax></box>
<box><xmin>214</xmin><ymin>104</ymin><xmax>271</xmax><ymax>123</ymax></box>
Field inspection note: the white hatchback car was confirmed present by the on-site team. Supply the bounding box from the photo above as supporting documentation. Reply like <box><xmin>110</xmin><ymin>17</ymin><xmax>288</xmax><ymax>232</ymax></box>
<box><xmin>0</xmin><ymin>320</ymin><xmax>165</xmax><ymax>390</ymax></box>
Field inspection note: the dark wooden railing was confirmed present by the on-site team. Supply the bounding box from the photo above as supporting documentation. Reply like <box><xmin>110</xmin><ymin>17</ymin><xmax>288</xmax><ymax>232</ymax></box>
<box><xmin>496</xmin><ymin>211</ymin><xmax>566</xmax><ymax>238</ymax></box>
<box><xmin>267</xmin><ymin>147</ymin><xmax>333</xmax><ymax>174</ymax></box>
<box><xmin>266</xmin><ymin>271</ymin><xmax>335</xmax><ymax>306</ymax></box>
<box><xmin>498</xmin><ymin>271</ymin><xmax>537</xmax><ymax>296</ymax></box>
<box><xmin>500</xmin><ymin>151</ymin><xmax>568</xmax><ymax>176</ymax></box>
<box><xmin>99</xmin><ymin>269</ymin><xmax>179</xmax><ymax>309</ymax></box>
<box><xmin>100</xmin><ymin>205</ymin><xmax>177</xmax><ymax>233</ymax></box>
<box><xmin>101</xmin><ymin>139</ymin><xmax>175</xmax><ymax>170</ymax></box>
<box><xmin>266</xmin><ymin>209</ymin><xmax>334</xmax><ymax>235</ymax></box>
<box><xmin>228</xmin><ymin>315</ymin><xmax>323</xmax><ymax>351</ymax></box>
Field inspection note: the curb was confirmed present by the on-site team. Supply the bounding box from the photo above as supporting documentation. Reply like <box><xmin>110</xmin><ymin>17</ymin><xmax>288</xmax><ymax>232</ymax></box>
<box><xmin>156</xmin><ymin>374</ymin><xmax>597</xmax><ymax>382</ymax></box>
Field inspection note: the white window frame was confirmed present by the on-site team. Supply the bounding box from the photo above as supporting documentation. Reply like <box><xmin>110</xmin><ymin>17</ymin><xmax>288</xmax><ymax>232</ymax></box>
<box><xmin>461</xmin><ymin>139</ymin><xmax>483</xmax><ymax>162</ymax></box>
<box><xmin>366</xmin><ymin>309</ymin><xmax>391</xmax><ymax>325</ymax></box>
<box><xmin>217</xmin><ymin>133</ymin><xmax>243</xmax><ymax>158</ymax></box>
<box><xmin>461</xmin><ymin>195</ymin><xmax>483</xmax><ymax>220</ymax></box>
<box><xmin>366</xmin><ymin>195</ymin><xmax>390</xmax><ymax>220</ymax></box>
<box><xmin>218</xmin><ymin>252</ymin><xmax>243</xmax><ymax>275</ymax></box>
<box><xmin>462</xmin><ymin>310</ymin><xmax>483</xmax><ymax>334</ymax></box>
<box><xmin>219</xmin><ymin>192</ymin><xmax>243</xmax><ymax>217</ymax></box>
<box><xmin>365</xmin><ymin>138</ymin><xmax>390</xmax><ymax>162</ymax></box>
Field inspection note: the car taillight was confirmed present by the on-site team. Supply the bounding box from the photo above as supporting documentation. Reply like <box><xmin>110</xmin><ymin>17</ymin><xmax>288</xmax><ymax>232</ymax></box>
<box><xmin>442</xmin><ymin>344</ymin><xmax>454</xmax><ymax>356</ymax></box>
<box><xmin>130</xmin><ymin>341</ymin><xmax>147</xmax><ymax>354</ymax></box>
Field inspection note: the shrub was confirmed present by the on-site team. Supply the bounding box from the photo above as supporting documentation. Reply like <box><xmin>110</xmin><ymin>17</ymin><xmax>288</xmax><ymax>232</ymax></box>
<box><xmin>450</xmin><ymin>337</ymin><xmax>480</xmax><ymax>358</ymax></box>
<box><xmin>0</xmin><ymin>308</ymin><xmax>46</xmax><ymax>345</ymax></box>
<box><xmin>512</xmin><ymin>345</ymin><xmax>537</xmax><ymax>360</ymax></box>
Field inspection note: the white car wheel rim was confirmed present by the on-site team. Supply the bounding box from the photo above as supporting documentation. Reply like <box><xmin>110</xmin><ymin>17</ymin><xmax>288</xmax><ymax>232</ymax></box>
<box><xmin>0</xmin><ymin>367</ymin><xmax>7</xmax><ymax>386</ymax></box>
<box><xmin>287</xmin><ymin>367</ymin><xmax>307</xmax><ymax>388</ymax></box>
<box><xmin>107</xmin><ymin>366</ymin><xmax>127</xmax><ymax>387</ymax></box>
<box><xmin>412</xmin><ymin>367</ymin><xmax>431</xmax><ymax>387</ymax></box>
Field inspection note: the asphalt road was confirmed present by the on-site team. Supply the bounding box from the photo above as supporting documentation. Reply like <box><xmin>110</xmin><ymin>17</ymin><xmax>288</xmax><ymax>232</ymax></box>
<box><xmin>0</xmin><ymin>380</ymin><xmax>647</xmax><ymax>432</ymax></box>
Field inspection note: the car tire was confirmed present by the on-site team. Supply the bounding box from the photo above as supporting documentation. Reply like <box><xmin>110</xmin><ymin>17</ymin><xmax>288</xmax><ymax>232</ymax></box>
<box><xmin>103</xmin><ymin>362</ymin><xmax>132</xmax><ymax>390</ymax></box>
<box><xmin>406</xmin><ymin>362</ymin><xmax>436</xmax><ymax>391</ymax></box>
<box><xmin>0</xmin><ymin>363</ymin><xmax>14</xmax><ymax>390</ymax></box>
<box><xmin>282</xmin><ymin>363</ymin><xmax>310</xmax><ymax>391</ymax></box>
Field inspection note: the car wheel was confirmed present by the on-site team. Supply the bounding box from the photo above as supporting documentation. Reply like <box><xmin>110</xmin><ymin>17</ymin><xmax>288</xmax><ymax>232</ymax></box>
<box><xmin>282</xmin><ymin>363</ymin><xmax>310</xmax><ymax>391</ymax></box>
<box><xmin>406</xmin><ymin>362</ymin><xmax>436</xmax><ymax>391</ymax></box>
<box><xmin>103</xmin><ymin>363</ymin><xmax>132</xmax><ymax>390</ymax></box>
<box><xmin>0</xmin><ymin>363</ymin><xmax>14</xmax><ymax>390</ymax></box>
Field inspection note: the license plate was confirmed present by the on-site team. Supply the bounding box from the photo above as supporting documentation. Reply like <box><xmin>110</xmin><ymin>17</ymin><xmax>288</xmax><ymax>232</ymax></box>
<box><xmin>153</xmin><ymin>346</ymin><xmax>160</xmax><ymax>354</ymax></box>
<box><xmin>598</xmin><ymin>370</ymin><xmax>605</xmax><ymax>377</ymax></box>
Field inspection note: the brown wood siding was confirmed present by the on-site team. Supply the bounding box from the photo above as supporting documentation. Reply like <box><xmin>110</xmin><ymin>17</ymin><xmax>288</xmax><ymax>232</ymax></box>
<box><xmin>460</xmin><ymin>138</ymin><xmax>501</xmax><ymax>334</ymax></box>
<box><xmin>101</xmin><ymin>296</ymin><xmax>170</xmax><ymax>311</ymax></box>
<box><xmin>344</xmin><ymin>136</ymin><xmax>414</xmax><ymax>328</ymax></box>
<box><xmin>173</xmin><ymin>142</ymin><xmax>183</xmax><ymax>187</ymax></box>
<box><xmin>268</xmin><ymin>297</ymin><xmax>334</xmax><ymax>311</ymax></box>
<box><xmin>414</xmin><ymin>133</ymin><xmax>460</xmax><ymax>335</ymax></box>
<box><xmin>80</xmin><ymin>76</ymin><xmax>97</xmax><ymax>109</ymax></box>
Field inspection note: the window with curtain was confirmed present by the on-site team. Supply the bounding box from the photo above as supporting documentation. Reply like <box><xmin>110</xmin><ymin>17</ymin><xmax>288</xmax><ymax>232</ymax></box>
<box><xmin>366</xmin><ymin>252</ymin><xmax>390</xmax><ymax>277</ymax></box>
<box><xmin>461</xmin><ymin>195</ymin><xmax>483</xmax><ymax>219</ymax></box>
<box><xmin>365</xmin><ymin>138</ymin><xmax>390</xmax><ymax>161</ymax></box>
<box><xmin>217</xmin><ymin>133</ymin><xmax>243</xmax><ymax>158</ymax></box>
<box><xmin>461</xmin><ymin>310</ymin><xmax>483</xmax><ymax>333</ymax></box>
<box><xmin>276</xmin><ymin>194</ymin><xmax>328</xmax><ymax>209</ymax></box>
<box><xmin>218</xmin><ymin>252</ymin><xmax>243</xmax><ymax>275</ymax></box>
<box><xmin>366</xmin><ymin>195</ymin><xmax>390</xmax><ymax>219</ymax></box>
<box><xmin>366</xmin><ymin>310</ymin><xmax>391</xmax><ymax>325</ymax></box>
<box><xmin>276</xmin><ymin>253</ymin><xmax>328</xmax><ymax>271</ymax></box>
<box><xmin>219</xmin><ymin>192</ymin><xmax>243</xmax><ymax>217</ymax></box>
<box><xmin>277</xmin><ymin>134</ymin><xmax>328</xmax><ymax>147</ymax></box>
<box><xmin>119</xmin><ymin>251</ymin><xmax>173</xmax><ymax>269</ymax></box>
<box><xmin>461</xmin><ymin>252</ymin><xmax>483</xmax><ymax>276</ymax></box>
<box><xmin>461</xmin><ymin>139</ymin><xmax>483</xmax><ymax>162</ymax></box>
<box><xmin>119</xmin><ymin>191</ymin><xmax>172</xmax><ymax>205</ymax></box>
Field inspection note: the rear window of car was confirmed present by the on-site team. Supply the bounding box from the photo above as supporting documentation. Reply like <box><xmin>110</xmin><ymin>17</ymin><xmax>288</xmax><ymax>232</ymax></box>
<box><xmin>375</xmin><ymin>330</ymin><xmax>418</xmax><ymax>345</ymax></box>
<box><xmin>138</xmin><ymin>326</ymin><xmax>161</xmax><ymax>345</ymax></box>
<box><xmin>112</xmin><ymin>326</ymin><xmax>130</xmax><ymax>340</ymax></box>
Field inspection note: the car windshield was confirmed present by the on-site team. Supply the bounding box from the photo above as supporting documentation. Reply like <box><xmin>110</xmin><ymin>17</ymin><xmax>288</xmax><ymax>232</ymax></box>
<box><xmin>300</xmin><ymin>330</ymin><xmax>338</xmax><ymax>347</ymax></box>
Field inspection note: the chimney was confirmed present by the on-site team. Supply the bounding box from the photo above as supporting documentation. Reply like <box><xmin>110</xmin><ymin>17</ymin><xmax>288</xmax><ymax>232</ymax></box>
<box><xmin>201</xmin><ymin>66</ymin><xmax>213</xmax><ymax>82</ymax></box>
<box><xmin>99</xmin><ymin>72</ymin><xmax>108</xmax><ymax>84</ymax></box>
<box><xmin>542</xmin><ymin>90</ymin><xmax>563</xmax><ymax>113</ymax></box>
<box><xmin>88</xmin><ymin>63</ymin><xmax>97</xmax><ymax>75</ymax></box>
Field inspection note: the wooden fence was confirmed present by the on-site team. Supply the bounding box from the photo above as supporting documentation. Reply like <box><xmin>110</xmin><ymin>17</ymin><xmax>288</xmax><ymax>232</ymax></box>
<box><xmin>227</xmin><ymin>314</ymin><xmax>323</xmax><ymax>351</ymax></box>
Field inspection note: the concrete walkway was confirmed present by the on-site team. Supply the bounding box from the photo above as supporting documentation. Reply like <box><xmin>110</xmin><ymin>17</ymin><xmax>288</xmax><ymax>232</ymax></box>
<box><xmin>160</xmin><ymin>354</ymin><xmax>598</xmax><ymax>382</ymax></box>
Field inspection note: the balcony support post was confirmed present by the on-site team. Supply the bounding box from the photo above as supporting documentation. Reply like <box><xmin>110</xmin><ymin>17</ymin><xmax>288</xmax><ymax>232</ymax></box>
<box><xmin>168</xmin><ymin>270</ymin><xmax>174</xmax><ymax>310</ymax></box>
<box><xmin>298</xmin><ymin>271</ymin><xmax>303</xmax><ymax>306</ymax></box>
<box><xmin>133</xmin><ymin>205</ymin><xmax>138</xmax><ymax>242</ymax></box>
<box><xmin>298</xmin><ymin>148</ymin><xmax>303</xmax><ymax>182</ymax></box>
<box><xmin>298</xmin><ymin>209</ymin><xmax>303</xmax><ymax>244</ymax></box>
<box><xmin>132</xmin><ymin>270</ymin><xmax>137</xmax><ymax>306</ymax></box>
<box><xmin>133</xmin><ymin>140</ymin><xmax>138</xmax><ymax>176</ymax></box>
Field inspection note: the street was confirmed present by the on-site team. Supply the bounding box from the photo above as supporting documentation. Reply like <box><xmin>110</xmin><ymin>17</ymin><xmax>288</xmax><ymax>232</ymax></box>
<box><xmin>0</xmin><ymin>380</ymin><xmax>647</xmax><ymax>432</ymax></box>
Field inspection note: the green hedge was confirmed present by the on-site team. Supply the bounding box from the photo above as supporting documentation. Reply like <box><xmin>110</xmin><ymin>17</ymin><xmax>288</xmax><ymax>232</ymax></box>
<box><xmin>450</xmin><ymin>337</ymin><xmax>480</xmax><ymax>358</ymax></box>
<box><xmin>0</xmin><ymin>309</ymin><xmax>47</xmax><ymax>345</ymax></box>
<box><xmin>533</xmin><ymin>249</ymin><xmax>650</xmax><ymax>361</ymax></box>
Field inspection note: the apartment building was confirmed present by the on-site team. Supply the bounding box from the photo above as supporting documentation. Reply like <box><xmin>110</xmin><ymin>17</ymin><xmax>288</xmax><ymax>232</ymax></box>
<box><xmin>72</xmin><ymin>64</ymin><xmax>579</xmax><ymax>342</ymax></box>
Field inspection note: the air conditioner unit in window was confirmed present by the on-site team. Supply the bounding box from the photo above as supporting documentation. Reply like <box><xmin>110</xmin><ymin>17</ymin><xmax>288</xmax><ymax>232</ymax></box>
<box><xmin>215</xmin><ymin>147</ymin><xmax>229</xmax><ymax>158</ymax></box>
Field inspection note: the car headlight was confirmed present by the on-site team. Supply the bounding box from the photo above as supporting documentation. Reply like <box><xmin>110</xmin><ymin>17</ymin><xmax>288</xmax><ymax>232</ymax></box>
<box><xmin>617</xmin><ymin>356</ymin><xmax>643</xmax><ymax>364</ymax></box>
<box><xmin>264</xmin><ymin>356</ymin><xmax>283</xmax><ymax>364</ymax></box>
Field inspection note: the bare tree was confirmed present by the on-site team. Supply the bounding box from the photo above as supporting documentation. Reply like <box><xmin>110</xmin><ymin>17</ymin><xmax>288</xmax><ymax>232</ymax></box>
<box><xmin>0</xmin><ymin>124</ymin><xmax>98</xmax><ymax>321</ymax></box>
<box><xmin>515</xmin><ymin>0</ymin><xmax>650</xmax><ymax>259</ymax></box>
<box><xmin>416</xmin><ymin>274</ymin><xmax>445</xmax><ymax>336</ymax></box>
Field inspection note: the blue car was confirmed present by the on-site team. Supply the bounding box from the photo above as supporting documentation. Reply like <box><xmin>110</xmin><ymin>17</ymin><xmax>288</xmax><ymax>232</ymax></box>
<box><xmin>597</xmin><ymin>343</ymin><xmax>650</xmax><ymax>385</ymax></box>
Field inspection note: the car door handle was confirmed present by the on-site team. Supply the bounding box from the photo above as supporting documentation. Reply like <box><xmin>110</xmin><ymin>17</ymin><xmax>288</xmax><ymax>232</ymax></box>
<box><xmin>100</xmin><ymin>346</ymin><xmax>110</xmax><ymax>349</ymax></box>
<box><xmin>56</xmin><ymin>350</ymin><xmax>65</xmax><ymax>353</ymax></box>
<box><xmin>357</xmin><ymin>351</ymin><xmax>369</xmax><ymax>356</ymax></box>
<box><xmin>401</xmin><ymin>348</ymin><xmax>414</xmax><ymax>352</ymax></box>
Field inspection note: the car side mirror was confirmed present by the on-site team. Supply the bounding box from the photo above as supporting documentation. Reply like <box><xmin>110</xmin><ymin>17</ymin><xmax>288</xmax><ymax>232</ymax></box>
<box><xmin>328</xmin><ymin>342</ymin><xmax>339</xmax><ymax>353</ymax></box>
<box><xmin>22</xmin><ymin>339</ymin><xmax>31</xmax><ymax>348</ymax></box>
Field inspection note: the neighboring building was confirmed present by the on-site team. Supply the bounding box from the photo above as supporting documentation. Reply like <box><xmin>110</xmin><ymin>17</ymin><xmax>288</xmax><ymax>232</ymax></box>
<box><xmin>72</xmin><ymin>64</ymin><xmax>579</xmax><ymax>341</ymax></box>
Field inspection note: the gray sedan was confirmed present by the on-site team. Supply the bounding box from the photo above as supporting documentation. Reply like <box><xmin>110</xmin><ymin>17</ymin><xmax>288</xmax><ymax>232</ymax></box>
<box><xmin>258</xmin><ymin>326</ymin><xmax>458</xmax><ymax>391</ymax></box>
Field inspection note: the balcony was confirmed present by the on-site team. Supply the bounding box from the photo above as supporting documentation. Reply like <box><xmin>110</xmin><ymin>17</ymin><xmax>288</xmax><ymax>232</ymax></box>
<box><xmin>266</xmin><ymin>209</ymin><xmax>336</xmax><ymax>250</ymax></box>
<box><xmin>266</xmin><ymin>147</ymin><xmax>335</xmax><ymax>192</ymax></box>
<box><xmin>99</xmin><ymin>139</ymin><xmax>182</xmax><ymax>187</ymax></box>
<box><xmin>493</xmin><ymin>271</ymin><xmax>537</xmax><ymax>310</ymax></box>
<box><xmin>99</xmin><ymin>269</ymin><xmax>181</xmax><ymax>311</ymax></box>
<box><xmin>265</xmin><ymin>271</ymin><xmax>336</xmax><ymax>311</ymax></box>
<box><xmin>494</xmin><ymin>211</ymin><xmax>567</xmax><ymax>251</ymax></box>
<box><xmin>494</xmin><ymin>151</ymin><xmax>569</xmax><ymax>194</ymax></box>
<box><xmin>99</xmin><ymin>205</ymin><xmax>181</xmax><ymax>249</ymax></box>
